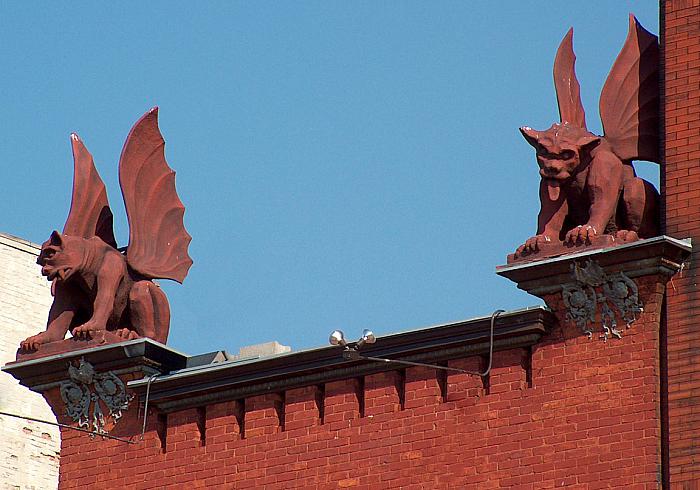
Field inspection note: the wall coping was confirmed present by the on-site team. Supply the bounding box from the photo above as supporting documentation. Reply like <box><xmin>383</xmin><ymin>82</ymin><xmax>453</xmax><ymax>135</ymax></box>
<box><xmin>1</xmin><ymin>338</ymin><xmax>189</xmax><ymax>392</ymax></box>
<box><xmin>127</xmin><ymin>306</ymin><xmax>554</xmax><ymax>412</ymax></box>
<box><xmin>3</xmin><ymin>306</ymin><xmax>555</xmax><ymax>413</ymax></box>
<box><xmin>496</xmin><ymin>235</ymin><xmax>692</xmax><ymax>295</ymax></box>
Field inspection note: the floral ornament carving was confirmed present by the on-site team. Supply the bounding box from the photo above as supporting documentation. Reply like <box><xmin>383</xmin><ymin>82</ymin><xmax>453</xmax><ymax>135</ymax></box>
<box><xmin>561</xmin><ymin>260</ymin><xmax>643</xmax><ymax>341</ymax></box>
<box><xmin>59</xmin><ymin>359</ymin><xmax>133</xmax><ymax>435</ymax></box>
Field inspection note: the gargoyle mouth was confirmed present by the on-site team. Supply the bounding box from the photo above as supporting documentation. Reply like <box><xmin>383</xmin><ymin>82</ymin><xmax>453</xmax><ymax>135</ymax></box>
<box><xmin>544</xmin><ymin>179</ymin><xmax>562</xmax><ymax>201</ymax></box>
<box><xmin>44</xmin><ymin>266</ymin><xmax>72</xmax><ymax>282</ymax></box>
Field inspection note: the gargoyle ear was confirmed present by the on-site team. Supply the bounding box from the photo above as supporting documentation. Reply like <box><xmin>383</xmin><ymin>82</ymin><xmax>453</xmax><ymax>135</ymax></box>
<box><xmin>576</xmin><ymin>135</ymin><xmax>601</xmax><ymax>152</ymax></box>
<box><xmin>50</xmin><ymin>230</ymin><xmax>64</xmax><ymax>247</ymax></box>
<box><xmin>519</xmin><ymin>127</ymin><xmax>540</xmax><ymax>148</ymax></box>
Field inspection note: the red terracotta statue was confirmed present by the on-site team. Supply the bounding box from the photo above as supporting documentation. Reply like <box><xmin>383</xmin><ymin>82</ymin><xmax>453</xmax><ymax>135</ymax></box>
<box><xmin>20</xmin><ymin>108</ymin><xmax>192</xmax><ymax>350</ymax></box>
<box><xmin>514</xmin><ymin>15</ymin><xmax>659</xmax><ymax>260</ymax></box>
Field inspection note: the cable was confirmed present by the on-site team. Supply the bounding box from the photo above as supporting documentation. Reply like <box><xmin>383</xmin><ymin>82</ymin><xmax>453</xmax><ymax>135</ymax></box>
<box><xmin>140</xmin><ymin>372</ymin><xmax>160</xmax><ymax>440</ymax></box>
<box><xmin>0</xmin><ymin>410</ymin><xmax>134</xmax><ymax>444</ymax></box>
<box><xmin>348</xmin><ymin>309</ymin><xmax>505</xmax><ymax>377</ymax></box>
<box><xmin>471</xmin><ymin>309</ymin><xmax>505</xmax><ymax>377</ymax></box>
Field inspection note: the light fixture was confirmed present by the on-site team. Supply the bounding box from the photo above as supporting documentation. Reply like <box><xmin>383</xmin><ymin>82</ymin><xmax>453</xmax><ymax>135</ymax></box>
<box><xmin>328</xmin><ymin>329</ymin><xmax>375</xmax><ymax>350</ymax></box>
<box><xmin>356</xmin><ymin>329</ymin><xmax>375</xmax><ymax>348</ymax></box>
<box><xmin>326</xmin><ymin>309</ymin><xmax>504</xmax><ymax>377</ymax></box>
<box><xmin>329</xmin><ymin>330</ymin><xmax>347</xmax><ymax>347</ymax></box>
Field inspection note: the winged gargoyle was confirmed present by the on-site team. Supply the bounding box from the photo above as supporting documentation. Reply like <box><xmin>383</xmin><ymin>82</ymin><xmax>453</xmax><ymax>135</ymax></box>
<box><xmin>514</xmin><ymin>15</ymin><xmax>659</xmax><ymax>259</ymax></box>
<box><xmin>20</xmin><ymin>108</ymin><xmax>192</xmax><ymax>350</ymax></box>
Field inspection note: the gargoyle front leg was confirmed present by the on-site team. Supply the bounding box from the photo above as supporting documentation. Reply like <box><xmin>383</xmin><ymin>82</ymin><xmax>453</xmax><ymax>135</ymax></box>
<box><xmin>516</xmin><ymin>180</ymin><xmax>568</xmax><ymax>256</ymax></box>
<box><xmin>565</xmin><ymin>151</ymin><xmax>623</xmax><ymax>245</ymax></box>
<box><xmin>20</xmin><ymin>293</ymin><xmax>75</xmax><ymax>351</ymax></box>
<box><xmin>71</xmin><ymin>254</ymin><xmax>125</xmax><ymax>339</ymax></box>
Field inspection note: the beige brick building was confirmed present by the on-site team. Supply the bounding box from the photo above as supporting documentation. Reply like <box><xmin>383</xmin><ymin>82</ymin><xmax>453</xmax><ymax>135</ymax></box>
<box><xmin>0</xmin><ymin>233</ymin><xmax>59</xmax><ymax>489</ymax></box>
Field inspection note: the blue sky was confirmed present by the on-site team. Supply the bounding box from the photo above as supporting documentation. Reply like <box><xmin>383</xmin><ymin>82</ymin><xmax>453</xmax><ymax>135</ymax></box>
<box><xmin>1</xmin><ymin>2</ymin><xmax>659</xmax><ymax>355</ymax></box>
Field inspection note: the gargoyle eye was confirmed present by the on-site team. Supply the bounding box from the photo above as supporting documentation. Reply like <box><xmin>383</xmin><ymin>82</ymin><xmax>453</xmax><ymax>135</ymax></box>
<box><xmin>560</xmin><ymin>150</ymin><xmax>575</xmax><ymax>160</ymax></box>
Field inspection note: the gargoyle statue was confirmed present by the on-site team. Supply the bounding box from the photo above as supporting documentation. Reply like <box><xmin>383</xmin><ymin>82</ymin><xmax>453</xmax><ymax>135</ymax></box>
<box><xmin>515</xmin><ymin>15</ymin><xmax>659</xmax><ymax>258</ymax></box>
<box><xmin>20</xmin><ymin>108</ymin><xmax>192</xmax><ymax>351</ymax></box>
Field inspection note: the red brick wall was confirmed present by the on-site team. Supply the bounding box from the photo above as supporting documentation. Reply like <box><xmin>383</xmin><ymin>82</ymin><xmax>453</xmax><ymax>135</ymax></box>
<box><xmin>52</xmin><ymin>274</ymin><xmax>666</xmax><ymax>489</ymax></box>
<box><xmin>662</xmin><ymin>0</ymin><xmax>700</xmax><ymax>485</ymax></box>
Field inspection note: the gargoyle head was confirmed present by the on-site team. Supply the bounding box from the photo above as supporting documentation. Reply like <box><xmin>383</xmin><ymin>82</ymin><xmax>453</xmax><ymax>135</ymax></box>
<box><xmin>37</xmin><ymin>231</ymin><xmax>85</xmax><ymax>283</ymax></box>
<box><xmin>520</xmin><ymin>122</ymin><xmax>600</xmax><ymax>182</ymax></box>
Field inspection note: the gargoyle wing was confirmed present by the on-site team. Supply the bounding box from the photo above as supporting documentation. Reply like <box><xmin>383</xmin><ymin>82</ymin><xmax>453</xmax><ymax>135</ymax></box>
<box><xmin>554</xmin><ymin>28</ymin><xmax>587</xmax><ymax>129</ymax></box>
<box><xmin>119</xmin><ymin>107</ymin><xmax>192</xmax><ymax>283</ymax></box>
<box><xmin>599</xmin><ymin>15</ymin><xmax>659</xmax><ymax>163</ymax></box>
<box><xmin>62</xmin><ymin>134</ymin><xmax>118</xmax><ymax>248</ymax></box>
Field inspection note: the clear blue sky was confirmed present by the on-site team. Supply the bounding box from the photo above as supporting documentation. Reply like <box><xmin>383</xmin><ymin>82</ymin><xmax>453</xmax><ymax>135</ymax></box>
<box><xmin>1</xmin><ymin>2</ymin><xmax>659</xmax><ymax>355</ymax></box>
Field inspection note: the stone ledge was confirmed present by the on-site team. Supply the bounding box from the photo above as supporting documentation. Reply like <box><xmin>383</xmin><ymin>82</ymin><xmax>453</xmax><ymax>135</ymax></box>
<box><xmin>496</xmin><ymin>235</ymin><xmax>691</xmax><ymax>296</ymax></box>
<box><xmin>2</xmin><ymin>338</ymin><xmax>188</xmax><ymax>392</ymax></box>
<box><xmin>13</xmin><ymin>331</ymin><xmax>126</xmax><ymax>363</ymax></box>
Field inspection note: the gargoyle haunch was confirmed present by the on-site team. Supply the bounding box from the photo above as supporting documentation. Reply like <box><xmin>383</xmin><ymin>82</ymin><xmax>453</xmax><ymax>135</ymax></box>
<box><xmin>515</xmin><ymin>16</ymin><xmax>660</xmax><ymax>258</ymax></box>
<box><xmin>21</xmin><ymin>108</ymin><xmax>192</xmax><ymax>351</ymax></box>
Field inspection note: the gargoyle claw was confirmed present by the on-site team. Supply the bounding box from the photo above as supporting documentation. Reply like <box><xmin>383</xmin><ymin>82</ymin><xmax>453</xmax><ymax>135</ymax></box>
<box><xmin>19</xmin><ymin>336</ymin><xmax>42</xmax><ymax>352</ymax></box>
<box><xmin>565</xmin><ymin>224</ymin><xmax>597</xmax><ymax>245</ymax></box>
<box><xmin>19</xmin><ymin>331</ymin><xmax>64</xmax><ymax>352</ymax></box>
<box><xmin>115</xmin><ymin>328</ymin><xmax>140</xmax><ymax>340</ymax></box>
<box><xmin>614</xmin><ymin>230</ymin><xmax>639</xmax><ymax>242</ymax></box>
<box><xmin>71</xmin><ymin>322</ymin><xmax>102</xmax><ymax>340</ymax></box>
<box><xmin>516</xmin><ymin>234</ymin><xmax>552</xmax><ymax>257</ymax></box>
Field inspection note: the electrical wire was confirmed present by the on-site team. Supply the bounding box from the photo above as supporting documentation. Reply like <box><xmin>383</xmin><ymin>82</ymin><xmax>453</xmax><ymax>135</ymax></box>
<box><xmin>350</xmin><ymin>309</ymin><xmax>505</xmax><ymax>377</ymax></box>
<box><xmin>0</xmin><ymin>410</ymin><xmax>134</xmax><ymax>444</ymax></box>
<box><xmin>472</xmin><ymin>309</ymin><xmax>505</xmax><ymax>377</ymax></box>
<box><xmin>140</xmin><ymin>372</ymin><xmax>160</xmax><ymax>440</ymax></box>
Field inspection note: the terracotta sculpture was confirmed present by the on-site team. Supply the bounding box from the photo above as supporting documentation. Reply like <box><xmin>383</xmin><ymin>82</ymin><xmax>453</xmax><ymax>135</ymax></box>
<box><xmin>20</xmin><ymin>108</ymin><xmax>192</xmax><ymax>351</ymax></box>
<box><xmin>514</xmin><ymin>15</ymin><xmax>659</xmax><ymax>260</ymax></box>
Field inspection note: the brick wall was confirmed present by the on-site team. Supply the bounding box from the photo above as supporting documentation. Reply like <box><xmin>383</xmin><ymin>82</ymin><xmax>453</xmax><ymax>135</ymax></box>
<box><xmin>661</xmin><ymin>0</ymin><xmax>700</xmax><ymax>485</ymax></box>
<box><xmin>51</xmin><ymin>273</ymin><xmax>667</xmax><ymax>489</ymax></box>
<box><xmin>9</xmin><ymin>4</ymin><xmax>700</xmax><ymax>488</ymax></box>
<box><xmin>0</xmin><ymin>233</ymin><xmax>60</xmax><ymax>489</ymax></box>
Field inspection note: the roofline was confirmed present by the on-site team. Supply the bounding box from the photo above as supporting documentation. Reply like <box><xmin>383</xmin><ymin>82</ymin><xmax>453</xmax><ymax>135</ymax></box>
<box><xmin>0</xmin><ymin>232</ymin><xmax>43</xmax><ymax>255</ymax></box>
<box><xmin>128</xmin><ymin>306</ymin><xmax>555</xmax><ymax>412</ymax></box>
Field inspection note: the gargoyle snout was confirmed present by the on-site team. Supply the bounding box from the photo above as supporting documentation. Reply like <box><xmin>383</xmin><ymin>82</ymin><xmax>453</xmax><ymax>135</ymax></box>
<box><xmin>541</xmin><ymin>166</ymin><xmax>562</xmax><ymax>177</ymax></box>
<box><xmin>40</xmin><ymin>264</ymin><xmax>56</xmax><ymax>280</ymax></box>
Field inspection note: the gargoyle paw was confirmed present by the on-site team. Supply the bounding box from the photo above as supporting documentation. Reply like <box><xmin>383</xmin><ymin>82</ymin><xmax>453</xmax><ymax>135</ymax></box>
<box><xmin>516</xmin><ymin>234</ymin><xmax>552</xmax><ymax>256</ymax></box>
<box><xmin>565</xmin><ymin>224</ymin><xmax>597</xmax><ymax>245</ymax></box>
<box><xmin>20</xmin><ymin>332</ymin><xmax>50</xmax><ymax>352</ymax></box>
<box><xmin>614</xmin><ymin>230</ymin><xmax>639</xmax><ymax>242</ymax></box>
<box><xmin>115</xmin><ymin>328</ymin><xmax>140</xmax><ymax>340</ymax></box>
<box><xmin>71</xmin><ymin>321</ymin><xmax>102</xmax><ymax>340</ymax></box>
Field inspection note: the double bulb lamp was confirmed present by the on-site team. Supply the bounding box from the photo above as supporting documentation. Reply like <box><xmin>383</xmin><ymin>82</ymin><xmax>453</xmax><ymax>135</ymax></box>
<box><xmin>329</xmin><ymin>329</ymin><xmax>376</xmax><ymax>349</ymax></box>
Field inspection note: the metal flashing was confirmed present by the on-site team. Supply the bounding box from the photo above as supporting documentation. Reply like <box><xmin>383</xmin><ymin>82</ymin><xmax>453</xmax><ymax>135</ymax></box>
<box><xmin>127</xmin><ymin>306</ymin><xmax>555</xmax><ymax>412</ymax></box>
